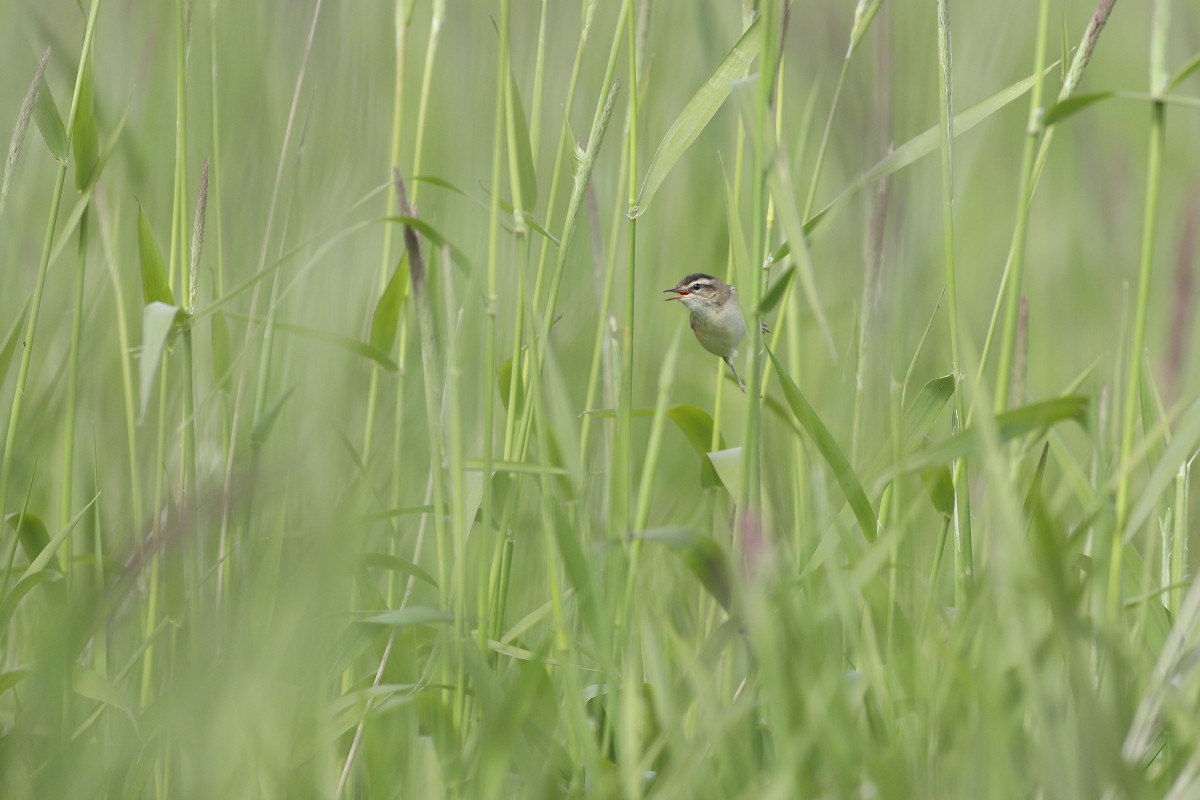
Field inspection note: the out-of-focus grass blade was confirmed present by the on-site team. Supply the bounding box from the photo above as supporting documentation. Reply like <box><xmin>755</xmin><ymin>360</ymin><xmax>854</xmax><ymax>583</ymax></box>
<box><xmin>464</xmin><ymin>459</ymin><xmax>568</xmax><ymax>476</ymax></box>
<box><xmin>0</xmin><ymin>303</ymin><xmax>29</xmax><ymax>387</ymax></box>
<box><xmin>892</xmin><ymin>395</ymin><xmax>1088</xmax><ymax>477</ymax></box>
<box><xmin>636</xmin><ymin>527</ymin><xmax>734</xmax><ymax>613</ymax></box>
<box><xmin>757</xmin><ymin>264</ymin><xmax>793</xmax><ymax>316</ymax></box>
<box><xmin>668</xmin><ymin>405</ymin><xmax>726</xmax><ymax>489</ymax></box>
<box><xmin>801</xmin><ymin>63</ymin><xmax>1057</xmax><ymax>239</ymax></box>
<box><xmin>507</xmin><ymin>69</ymin><xmax>538</xmax><ymax>211</ymax></box>
<box><xmin>0</xmin><ymin>49</ymin><xmax>49</xmax><ymax>219</ymax></box>
<box><xmin>251</xmin><ymin>387</ymin><xmax>296</xmax><ymax>445</ymax></box>
<box><xmin>0</xmin><ymin>668</ymin><xmax>32</xmax><ymax>697</ymax></box>
<box><xmin>1168</xmin><ymin>51</ymin><xmax>1200</xmax><ymax>91</ymax></box>
<box><xmin>137</xmin><ymin>203</ymin><xmax>175</xmax><ymax>306</ymax></box>
<box><xmin>0</xmin><ymin>571</ymin><xmax>62</xmax><ymax>633</ymax></box>
<box><xmin>901</xmin><ymin>374</ymin><xmax>956</xmax><ymax>450</ymax></box>
<box><xmin>71</xmin><ymin>663</ymin><xmax>134</xmax><ymax>720</ymax></box>
<box><xmin>497</xmin><ymin>354</ymin><xmax>525</xmax><ymax>412</ymax></box>
<box><xmin>1023</xmin><ymin>444</ymin><xmax>1050</xmax><ymax>521</ymax></box>
<box><xmin>382</xmin><ymin>215</ymin><xmax>472</xmax><ymax>272</ymax></box>
<box><xmin>1123</xmin><ymin>398</ymin><xmax>1200</xmax><ymax>543</ymax></box>
<box><xmin>72</xmin><ymin>53</ymin><xmax>99</xmax><ymax>190</ymax></box>
<box><xmin>6</xmin><ymin>511</ymin><xmax>50</xmax><ymax>565</ymax></box>
<box><xmin>233</xmin><ymin>317</ymin><xmax>398</xmax><ymax>372</ymax></box>
<box><xmin>361</xmin><ymin>607</ymin><xmax>456</xmax><ymax>627</ymax></box>
<box><xmin>767</xmin><ymin>348</ymin><xmax>877</xmax><ymax>540</ymax></box>
<box><xmin>1041</xmin><ymin>91</ymin><xmax>1114</xmax><ymax>127</ymax></box>
<box><xmin>631</xmin><ymin>16</ymin><xmax>761</xmax><ymax>217</ymax></box>
<box><xmin>22</xmin><ymin>494</ymin><xmax>95</xmax><ymax>577</ymax></box>
<box><xmin>211</xmin><ymin>310</ymin><xmax>232</xmax><ymax>394</ymax></box>
<box><xmin>362</xmin><ymin>552</ymin><xmax>438</xmax><ymax>588</ymax></box>
<box><xmin>369</xmin><ymin>254</ymin><xmax>409</xmax><ymax>354</ymax></box>
<box><xmin>33</xmin><ymin>74</ymin><xmax>67</xmax><ymax>161</ymax></box>
<box><xmin>139</xmin><ymin>302</ymin><xmax>183</xmax><ymax>422</ymax></box>
<box><xmin>921</xmin><ymin>467</ymin><xmax>955</xmax><ymax>518</ymax></box>
<box><xmin>50</xmin><ymin>101</ymin><xmax>130</xmax><ymax>264</ymax></box>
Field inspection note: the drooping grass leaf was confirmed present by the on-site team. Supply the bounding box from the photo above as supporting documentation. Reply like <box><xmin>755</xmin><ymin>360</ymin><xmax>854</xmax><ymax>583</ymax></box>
<box><xmin>72</xmin><ymin>53</ymin><xmax>99</xmax><ymax>190</ymax></box>
<box><xmin>139</xmin><ymin>302</ymin><xmax>184</xmax><ymax>422</ymax></box>
<box><xmin>49</xmin><ymin>101</ymin><xmax>130</xmax><ymax>263</ymax></box>
<box><xmin>767</xmin><ymin>347</ymin><xmax>877</xmax><ymax>540</ymax></box>
<box><xmin>33</xmin><ymin>74</ymin><xmax>67</xmax><ymax>161</ymax></box>
<box><xmin>361</xmin><ymin>552</ymin><xmax>438</xmax><ymax>588</ymax></box>
<box><xmin>382</xmin><ymin>215</ymin><xmax>472</xmax><ymax>273</ymax></box>
<box><xmin>891</xmin><ymin>395</ymin><xmax>1089</xmax><ymax>478</ymax></box>
<box><xmin>1041</xmin><ymin>91</ymin><xmax>1115</xmax><ymax>127</ymax></box>
<box><xmin>227</xmin><ymin>316</ymin><xmax>399</xmax><ymax>373</ymax></box>
<box><xmin>798</xmin><ymin>63</ymin><xmax>1058</xmax><ymax>241</ymax></box>
<box><xmin>636</xmin><ymin>527</ymin><xmax>734</xmax><ymax>613</ymax></box>
<box><xmin>0</xmin><ymin>668</ymin><xmax>32</xmax><ymax>698</ymax></box>
<box><xmin>668</xmin><ymin>405</ymin><xmax>726</xmax><ymax>489</ymax></box>
<box><xmin>369</xmin><ymin>254</ymin><xmax>409</xmax><ymax>354</ymax></box>
<box><xmin>632</xmin><ymin>16</ymin><xmax>762</xmax><ymax>217</ymax></box>
<box><xmin>901</xmin><ymin>374</ymin><xmax>956</xmax><ymax>451</ymax></box>
<box><xmin>137</xmin><ymin>203</ymin><xmax>175</xmax><ymax>306</ymax></box>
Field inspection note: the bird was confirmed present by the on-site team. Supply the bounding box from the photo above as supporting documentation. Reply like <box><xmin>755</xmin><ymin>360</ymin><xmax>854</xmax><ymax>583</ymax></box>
<box><xmin>664</xmin><ymin>272</ymin><xmax>758</xmax><ymax>393</ymax></box>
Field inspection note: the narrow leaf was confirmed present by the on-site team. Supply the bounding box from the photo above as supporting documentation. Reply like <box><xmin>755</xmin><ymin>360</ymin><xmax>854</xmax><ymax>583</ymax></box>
<box><xmin>138</xmin><ymin>302</ymin><xmax>183</xmax><ymax>421</ymax></box>
<box><xmin>72</xmin><ymin>53</ymin><xmax>99</xmax><ymax>190</ymax></box>
<box><xmin>251</xmin><ymin>387</ymin><xmax>296</xmax><ymax>445</ymax></box>
<box><xmin>0</xmin><ymin>303</ymin><xmax>29</xmax><ymax>386</ymax></box>
<box><xmin>210</xmin><ymin>310</ymin><xmax>232</xmax><ymax>393</ymax></box>
<box><xmin>757</xmin><ymin>264</ymin><xmax>794</xmax><ymax>316</ymax></box>
<box><xmin>381</xmin><ymin>216</ymin><xmax>472</xmax><ymax>273</ymax></box>
<box><xmin>803</xmin><ymin>63</ymin><xmax>1057</xmax><ymax>239</ymax></box>
<box><xmin>767</xmin><ymin>347</ymin><xmax>877</xmax><ymax>540</ymax></box>
<box><xmin>0</xmin><ymin>571</ymin><xmax>63</xmax><ymax>633</ymax></box>
<box><xmin>636</xmin><ymin>527</ymin><xmax>734</xmax><ymax>612</ymax></box>
<box><xmin>361</xmin><ymin>552</ymin><xmax>438</xmax><ymax>588</ymax></box>
<box><xmin>1041</xmin><ymin>91</ymin><xmax>1115</xmax><ymax>127</ymax></box>
<box><xmin>506</xmin><ymin>69</ymin><xmax>538</xmax><ymax>212</ymax></box>
<box><xmin>5</xmin><ymin>511</ymin><xmax>50</xmax><ymax>565</ymax></box>
<box><xmin>137</xmin><ymin>203</ymin><xmax>175</xmax><ymax>306</ymax></box>
<box><xmin>921</xmin><ymin>467</ymin><xmax>955</xmax><ymax>518</ymax></box>
<box><xmin>235</xmin><ymin>317</ymin><xmax>398</xmax><ymax>372</ymax></box>
<box><xmin>1168</xmin><ymin>51</ymin><xmax>1200</xmax><ymax>91</ymax></box>
<box><xmin>33</xmin><ymin>74</ymin><xmax>67</xmax><ymax>161</ymax></box>
<box><xmin>361</xmin><ymin>606</ymin><xmax>455</xmax><ymax>627</ymax></box>
<box><xmin>892</xmin><ymin>396</ymin><xmax>1089</xmax><ymax>477</ymax></box>
<box><xmin>668</xmin><ymin>404</ymin><xmax>726</xmax><ymax>489</ymax></box>
<box><xmin>632</xmin><ymin>17</ymin><xmax>762</xmax><ymax>216</ymax></box>
<box><xmin>0</xmin><ymin>668</ymin><xmax>32</xmax><ymax>697</ymax></box>
<box><xmin>369</xmin><ymin>254</ymin><xmax>409</xmax><ymax>354</ymax></box>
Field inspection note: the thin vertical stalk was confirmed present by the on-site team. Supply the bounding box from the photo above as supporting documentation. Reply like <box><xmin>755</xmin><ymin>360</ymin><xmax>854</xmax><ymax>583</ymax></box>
<box><xmin>935</xmin><ymin>0</ymin><xmax>973</xmax><ymax>602</ymax></box>
<box><xmin>0</xmin><ymin>0</ymin><xmax>103</xmax><ymax>533</ymax></box>
<box><xmin>616</xmin><ymin>0</ymin><xmax>639</xmax><ymax>542</ymax></box>
<box><xmin>60</xmin><ymin>210</ymin><xmax>89</xmax><ymax>530</ymax></box>
<box><xmin>1112</xmin><ymin>98</ymin><xmax>1166</xmax><ymax>617</ymax></box>
<box><xmin>483</xmin><ymin>0</ymin><xmax>510</xmax><ymax>646</ymax></box>
<box><xmin>992</xmin><ymin>0</ymin><xmax>1050</xmax><ymax>411</ymax></box>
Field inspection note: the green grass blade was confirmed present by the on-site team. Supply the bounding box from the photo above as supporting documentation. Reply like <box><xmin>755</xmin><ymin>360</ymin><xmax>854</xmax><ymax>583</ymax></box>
<box><xmin>136</xmin><ymin>203</ymin><xmax>175</xmax><ymax>306</ymax></box>
<box><xmin>767</xmin><ymin>347</ymin><xmax>877</xmax><ymax>540</ymax></box>
<box><xmin>368</xmin><ymin>254</ymin><xmax>409</xmax><ymax>354</ymax></box>
<box><xmin>631</xmin><ymin>16</ymin><xmax>761</xmax><ymax>217</ymax></box>
<box><xmin>33</xmin><ymin>73</ymin><xmax>68</xmax><ymax>161</ymax></box>
<box><xmin>138</xmin><ymin>302</ymin><xmax>183</xmax><ymax>421</ymax></box>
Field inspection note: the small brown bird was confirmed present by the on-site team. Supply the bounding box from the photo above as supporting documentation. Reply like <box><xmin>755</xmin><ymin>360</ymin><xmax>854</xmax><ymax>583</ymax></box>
<box><xmin>664</xmin><ymin>272</ymin><xmax>752</xmax><ymax>392</ymax></box>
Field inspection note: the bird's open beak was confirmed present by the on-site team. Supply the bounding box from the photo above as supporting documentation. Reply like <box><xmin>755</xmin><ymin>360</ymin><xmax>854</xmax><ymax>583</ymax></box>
<box><xmin>663</xmin><ymin>288</ymin><xmax>686</xmax><ymax>301</ymax></box>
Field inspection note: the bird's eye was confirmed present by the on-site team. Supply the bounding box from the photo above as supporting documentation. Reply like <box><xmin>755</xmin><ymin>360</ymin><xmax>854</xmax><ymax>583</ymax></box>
<box><xmin>690</xmin><ymin>283</ymin><xmax>703</xmax><ymax>291</ymax></box>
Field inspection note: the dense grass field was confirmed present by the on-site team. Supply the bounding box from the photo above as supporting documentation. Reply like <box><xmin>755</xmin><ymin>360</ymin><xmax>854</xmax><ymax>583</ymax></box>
<box><xmin>2</xmin><ymin>0</ymin><xmax>1200</xmax><ymax>796</ymax></box>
